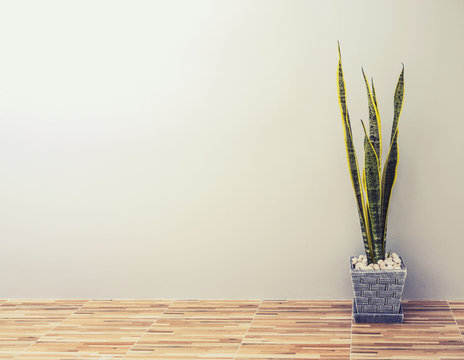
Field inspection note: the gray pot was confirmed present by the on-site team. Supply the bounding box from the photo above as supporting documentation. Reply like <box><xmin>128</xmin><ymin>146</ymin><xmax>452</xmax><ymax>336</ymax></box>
<box><xmin>350</xmin><ymin>256</ymin><xmax>407</xmax><ymax>320</ymax></box>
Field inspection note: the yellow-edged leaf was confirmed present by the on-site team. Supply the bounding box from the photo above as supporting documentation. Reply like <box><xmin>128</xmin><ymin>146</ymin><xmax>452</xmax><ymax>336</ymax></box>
<box><xmin>337</xmin><ymin>44</ymin><xmax>374</xmax><ymax>263</ymax></box>
<box><xmin>361</xmin><ymin>120</ymin><xmax>382</xmax><ymax>262</ymax></box>
<box><xmin>362</xmin><ymin>69</ymin><xmax>382</xmax><ymax>164</ymax></box>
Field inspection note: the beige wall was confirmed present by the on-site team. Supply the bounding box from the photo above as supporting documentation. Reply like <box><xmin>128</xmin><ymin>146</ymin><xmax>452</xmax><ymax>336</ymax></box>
<box><xmin>0</xmin><ymin>0</ymin><xmax>463</xmax><ymax>299</ymax></box>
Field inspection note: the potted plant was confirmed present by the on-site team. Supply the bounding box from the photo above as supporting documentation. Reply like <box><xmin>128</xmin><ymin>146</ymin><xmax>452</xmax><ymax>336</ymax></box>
<box><xmin>337</xmin><ymin>43</ymin><xmax>407</xmax><ymax>323</ymax></box>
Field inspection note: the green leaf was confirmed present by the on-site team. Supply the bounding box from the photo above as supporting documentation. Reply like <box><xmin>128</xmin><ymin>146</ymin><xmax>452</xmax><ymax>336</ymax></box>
<box><xmin>391</xmin><ymin>64</ymin><xmax>404</xmax><ymax>143</ymax></box>
<box><xmin>380</xmin><ymin>65</ymin><xmax>404</xmax><ymax>256</ymax></box>
<box><xmin>361</xmin><ymin>120</ymin><xmax>382</xmax><ymax>262</ymax></box>
<box><xmin>371</xmin><ymin>78</ymin><xmax>378</xmax><ymax>110</ymax></box>
<box><xmin>381</xmin><ymin>129</ymin><xmax>399</xmax><ymax>256</ymax></box>
<box><xmin>364</xmin><ymin>200</ymin><xmax>375</xmax><ymax>260</ymax></box>
<box><xmin>362</xmin><ymin>69</ymin><xmax>382</xmax><ymax>164</ymax></box>
<box><xmin>337</xmin><ymin>44</ymin><xmax>374</xmax><ymax>263</ymax></box>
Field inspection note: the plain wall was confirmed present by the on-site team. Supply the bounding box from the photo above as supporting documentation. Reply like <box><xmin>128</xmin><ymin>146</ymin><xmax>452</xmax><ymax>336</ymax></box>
<box><xmin>0</xmin><ymin>0</ymin><xmax>463</xmax><ymax>299</ymax></box>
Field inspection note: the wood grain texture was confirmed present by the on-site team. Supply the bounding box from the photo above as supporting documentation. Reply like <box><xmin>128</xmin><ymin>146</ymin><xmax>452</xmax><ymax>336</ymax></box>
<box><xmin>237</xmin><ymin>300</ymin><xmax>352</xmax><ymax>360</ymax></box>
<box><xmin>125</xmin><ymin>300</ymin><xmax>260</xmax><ymax>359</ymax></box>
<box><xmin>0</xmin><ymin>300</ymin><xmax>87</xmax><ymax>359</ymax></box>
<box><xmin>0</xmin><ymin>299</ymin><xmax>462</xmax><ymax>359</ymax></box>
<box><xmin>73</xmin><ymin>300</ymin><xmax>172</xmax><ymax>320</ymax></box>
<box><xmin>351</xmin><ymin>300</ymin><xmax>464</xmax><ymax>360</ymax></box>
<box><xmin>450</xmin><ymin>301</ymin><xmax>464</xmax><ymax>341</ymax></box>
<box><xmin>1</xmin><ymin>300</ymin><xmax>170</xmax><ymax>360</ymax></box>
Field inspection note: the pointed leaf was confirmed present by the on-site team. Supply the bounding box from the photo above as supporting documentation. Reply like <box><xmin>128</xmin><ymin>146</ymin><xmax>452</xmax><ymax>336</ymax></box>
<box><xmin>364</xmin><ymin>201</ymin><xmax>375</xmax><ymax>261</ymax></box>
<box><xmin>391</xmin><ymin>65</ymin><xmax>404</xmax><ymax>143</ymax></box>
<box><xmin>380</xmin><ymin>129</ymin><xmax>399</xmax><ymax>255</ymax></box>
<box><xmin>371</xmin><ymin>78</ymin><xmax>378</xmax><ymax>110</ymax></box>
<box><xmin>380</xmin><ymin>65</ymin><xmax>404</xmax><ymax>256</ymax></box>
<box><xmin>337</xmin><ymin>45</ymin><xmax>373</xmax><ymax>263</ymax></box>
<box><xmin>362</xmin><ymin>169</ymin><xmax>374</xmax><ymax>263</ymax></box>
<box><xmin>361</xmin><ymin>120</ymin><xmax>382</xmax><ymax>262</ymax></box>
<box><xmin>362</xmin><ymin>69</ymin><xmax>382</xmax><ymax>163</ymax></box>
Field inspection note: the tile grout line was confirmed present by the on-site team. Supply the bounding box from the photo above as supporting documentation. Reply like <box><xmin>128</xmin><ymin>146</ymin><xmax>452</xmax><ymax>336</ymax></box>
<box><xmin>11</xmin><ymin>299</ymin><xmax>90</xmax><ymax>360</ymax></box>
<box><xmin>447</xmin><ymin>300</ymin><xmax>464</xmax><ymax>343</ymax></box>
<box><xmin>120</xmin><ymin>300</ymin><xmax>174</xmax><ymax>359</ymax></box>
<box><xmin>233</xmin><ymin>300</ymin><xmax>262</xmax><ymax>360</ymax></box>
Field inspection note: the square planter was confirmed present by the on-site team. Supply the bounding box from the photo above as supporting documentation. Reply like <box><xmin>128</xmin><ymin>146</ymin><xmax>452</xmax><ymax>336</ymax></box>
<box><xmin>350</xmin><ymin>256</ymin><xmax>407</xmax><ymax>323</ymax></box>
<box><xmin>353</xmin><ymin>300</ymin><xmax>404</xmax><ymax>323</ymax></box>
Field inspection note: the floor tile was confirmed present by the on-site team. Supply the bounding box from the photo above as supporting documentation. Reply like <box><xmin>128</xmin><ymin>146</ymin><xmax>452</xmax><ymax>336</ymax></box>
<box><xmin>0</xmin><ymin>352</ymin><xmax>18</xmax><ymax>359</ymax></box>
<box><xmin>449</xmin><ymin>301</ymin><xmax>464</xmax><ymax>340</ymax></box>
<box><xmin>0</xmin><ymin>300</ymin><xmax>87</xmax><ymax>320</ymax></box>
<box><xmin>73</xmin><ymin>300</ymin><xmax>171</xmax><ymax>320</ymax></box>
<box><xmin>0</xmin><ymin>300</ymin><xmax>87</xmax><ymax>354</ymax></box>
<box><xmin>19</xmin><ymin>314</ymin><xmax>154</xmax><ymax>358</ymax></box>
<box><xmin>14</xmin><ymin>343</ymin><xmax>127</xmax><ymax>359</ymax></box>
<box><xmin>350</xmin><ymin>300</ymin><xmax>464</xmax><ymax>359</ymax></box>
<box><xmin>124</xmin><ymin>301</ymin><xmax>259</xmax><ymax>359</ymax></box>
<box><xmin>2</xmin><ymin>299</ymin><xmax>463</xmax><ymax>359</ymax></box>
<box><xmin>0</xmin><ymin>318</ymin><xmax>58</xmax><ymax>352</ymax></box>
<box><xmin>164</xmin><ymin>300</ymin><xmax>260</xmax><ymax>320</ymax></box>
<box><xmin>236</xmin><ymin>300</ymin><xmax>352</xmax><ymax>360</ymax></box>
<box><xmin>18</xmin><ymin>341</ymin><xmax>130</xmax><ymax>359</ymax></box>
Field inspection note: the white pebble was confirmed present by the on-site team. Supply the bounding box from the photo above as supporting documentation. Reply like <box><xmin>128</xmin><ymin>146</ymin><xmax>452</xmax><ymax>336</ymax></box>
<box><xmin>393</xmin><ymin>264</ymin><xmax>402</xmax><ymax>269</ymax></box>
<box><xmin>352</xmin><ymin>257</ymin><xmax>358</xmax><ymax>265</ymax></box>
<box><xmin>385</xmin><ymin>258</ymin><xmax>394</xmax><ymax>266</ymax></box>
<box><xmin>373</xmin><ymin>264</ymin><xmax>380</xmax><ymax>270</ymax></box>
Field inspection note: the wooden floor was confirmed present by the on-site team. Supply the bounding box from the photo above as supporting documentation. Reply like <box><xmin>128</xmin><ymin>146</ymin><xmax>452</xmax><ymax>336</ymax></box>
<box><xmin>0</xmin><ymin>300</ymin><xmax>463</xmax><ymax>359</ymax></box>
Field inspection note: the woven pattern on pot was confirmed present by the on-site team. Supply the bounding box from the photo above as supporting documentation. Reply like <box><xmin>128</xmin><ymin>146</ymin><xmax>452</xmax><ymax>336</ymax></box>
<box><xmin>350</xmin><ymin>257</ymin><xmax>407</xmax><ymax>314</ymax></box>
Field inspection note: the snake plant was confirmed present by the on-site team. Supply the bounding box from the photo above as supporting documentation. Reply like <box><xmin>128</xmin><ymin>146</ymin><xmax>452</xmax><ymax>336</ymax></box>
<box><xmin>337</xmin><ymin>44</ymin><xmax>404</xmax><ymax>264</ymax></box>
